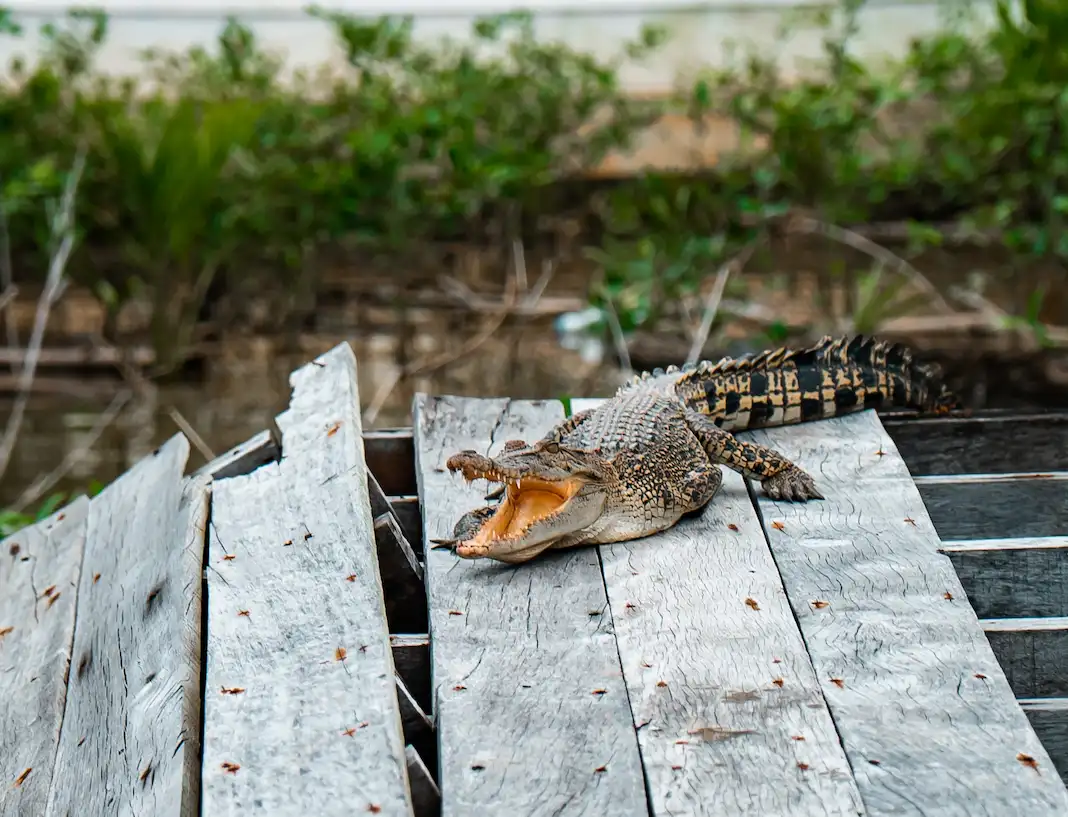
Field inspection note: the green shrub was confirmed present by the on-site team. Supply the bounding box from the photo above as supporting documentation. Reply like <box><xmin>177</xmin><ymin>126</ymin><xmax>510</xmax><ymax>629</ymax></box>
<box><xmin>0</xmin><ymin>0</ymin><xmax>1066</xmax><ymax>347</ymax></box>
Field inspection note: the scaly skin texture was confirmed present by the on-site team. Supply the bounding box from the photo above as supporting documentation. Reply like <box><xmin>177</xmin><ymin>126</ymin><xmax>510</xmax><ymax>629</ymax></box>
<box><xmin>434</xmin><ymin>335</ymin><xmax>958</xmax><ymax>564</ymax></box>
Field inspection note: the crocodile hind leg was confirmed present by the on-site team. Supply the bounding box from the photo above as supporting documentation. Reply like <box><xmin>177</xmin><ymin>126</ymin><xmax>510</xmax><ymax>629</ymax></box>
<box><xmin>683</xmin><ymin>409</ymin><xmax>823</xmax><ymax>501</ymax></box>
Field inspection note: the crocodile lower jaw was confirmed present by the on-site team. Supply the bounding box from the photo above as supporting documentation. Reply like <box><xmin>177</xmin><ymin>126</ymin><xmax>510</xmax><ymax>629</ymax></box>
<box><xmin>460</xmin><ymin>477</ymin><xmax>584</xmax><ymax>550</ymax></box>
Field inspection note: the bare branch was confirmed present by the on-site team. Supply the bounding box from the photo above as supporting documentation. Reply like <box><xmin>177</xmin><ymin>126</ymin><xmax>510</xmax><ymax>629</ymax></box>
<box><xmin>0</xmin><ymin>146</ymin><xmax>87</xmax><ymax>483</ymax></box>
<box><xmin>685</xmin><ymin>239</ymin><xmax>760</xmax><ymax>367</ymax></box>
<box><xmin>362</xmin><ymin>242</ymin><xmax>525</xmax><ymax>427</ymax></box>
<box><xmin>787</xmin><ymin>216</ymin><xmax>956</xmax><ymax>315</ymax></box>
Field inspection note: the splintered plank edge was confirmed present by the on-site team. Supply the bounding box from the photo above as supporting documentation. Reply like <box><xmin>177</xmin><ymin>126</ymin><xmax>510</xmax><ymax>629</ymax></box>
<box><xmin>413</xmin><ymin>395</ymin><xmax>647</xmax><ymax>817</ymax></box>
<box><xmin>745</xmin><ymin>409</ymin><xmax>1068</xmax><ymax>815</ymax></box>
<box><xmin>0</xmin><ymin>499</ymin><xmax>88</xmax><ymax>817</ymax></box>
<box><xmin>575</xmin><ymin>398</ymin><xmax>865</xmax><ymax>816</ymax></box>
<box><xmin>201</xmin><ymin>343</ymin><xmax>412</xmax><ymax>817</ymax></box>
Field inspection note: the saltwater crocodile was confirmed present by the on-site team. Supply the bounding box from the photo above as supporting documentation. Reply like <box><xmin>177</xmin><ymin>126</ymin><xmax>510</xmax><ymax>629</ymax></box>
<box><xmin>434</xmin><ymin>334</ymin><xmax>957</xmax><ymax>564</ymax></box>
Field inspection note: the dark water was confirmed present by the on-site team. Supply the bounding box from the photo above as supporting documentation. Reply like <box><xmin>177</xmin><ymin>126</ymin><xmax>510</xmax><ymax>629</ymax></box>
<box><xmin>0</xmin><ymin>327</ymin><xmax>623</xmax><ymax>509</ymax></box>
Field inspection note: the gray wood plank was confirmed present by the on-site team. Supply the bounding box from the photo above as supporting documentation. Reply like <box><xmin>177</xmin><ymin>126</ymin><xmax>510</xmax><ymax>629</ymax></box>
<box><xmin>0</xmin><ymin>499</ymin><xmax>88</xmax><ymax>817</ymax></box>
<box><xmin>883</xmin><ymin>413</ymin><xmax>1068</xmax><ymax>476</ymax></box>
<box><xmin>917</xmin><ymin>477</ymin><xmax>1068</xmax><ymax>540</ymax></box>
<box><xmin>745</xmin><ymin>409</ymin><xmax>1068</xmax><ymax>814</ymax></box>
<box><xmin>575</xmin><ymin>399</ymin><xmax>865</xmax><ymax>816</ymax></box>
<box><xmin>1022</xmin><ymin>699</ymin><xmax>1068</xmax><ymax>782</ymax></box>
<box><xmin>413</xmin><ymin>395</ymin><xmax>647</xmax><ymax>817</ymax></box>
<box><xmin>983</xmin><ymin>618</ymin><xmax>1068</xmax><ymax>698</ymax></box>
<box><xmin>368</xmin><ymin>471</ymin><xmax>428</xmax><ymax>632</ymax></box>
<box><xmin>391</xmin><ymin>634</ymin><xmax>431</xmax><ymax>714</ymax></box>
<box><xmin>405</xmin><ymin>745</ymin><xmax>441</xmax><ymax>817</ymax></box>
<box><xmin>202</xmin><ymin>343</ymin><xmax>412</xmax><ymax>817</ymax></box>
<box><xmin>941</xmin><ymin>539</ymin><xmax>1068</xmax><ymax>618</ymax></box>
<box><xmin>45</xmin><ymin>435</ymin><xmax>206</xmax><ymax>817</ymax></box>
<box><xmin>195</xmin><ymin>427</ymin><xmax>280</xmax><ymax>480</ymax></box>
<box><xmin>389</xmin><ymin>496</ymin><xmax>423</xmax><ymax>551</ymax></box>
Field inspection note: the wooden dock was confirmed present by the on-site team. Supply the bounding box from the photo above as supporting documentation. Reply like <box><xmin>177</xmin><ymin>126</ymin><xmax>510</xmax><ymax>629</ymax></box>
<box><xmin>3</xmin><ymin>341</ymin><xmax>1068</xmax><ymax>816</ymax></box>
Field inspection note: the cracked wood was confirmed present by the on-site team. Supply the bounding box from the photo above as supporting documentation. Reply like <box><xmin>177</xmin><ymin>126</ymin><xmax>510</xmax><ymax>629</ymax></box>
<box><xmin>0</xmin><ymin>499</ymin><xmax>87</xmax><ymax>817</ymax></box>
<box><xmin>572</xmin><ymin>397</ymin><xmax>864</xmax><ymax>816</ymax></box>
<box><xmin>45</xmin><ymin>436</ymin><xmax>206</xmax><ymax>817</ymax></box>
<box><xmin>201</xmin><ymin>343</ymin><xmax>412</xmax><ymax>817</ymax></box>
<box><xmin>413</xmin><ymin>395</ymin><xmax>647</xmax><ymax>817</ymax></box>
<box><xmin>745</xmin><ymin>409</ymin><xmax>1068</xmax><ymax>815</ymax></box>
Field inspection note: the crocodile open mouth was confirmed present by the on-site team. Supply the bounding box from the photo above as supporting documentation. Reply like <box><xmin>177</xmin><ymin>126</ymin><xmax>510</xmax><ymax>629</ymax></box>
<box><xmin>467</xmin><ymin>477</ymin><xmax>583</xmax><ymax>546</ymax></box>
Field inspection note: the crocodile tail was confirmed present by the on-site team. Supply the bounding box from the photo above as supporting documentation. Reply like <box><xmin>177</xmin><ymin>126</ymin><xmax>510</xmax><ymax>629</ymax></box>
<box><xmin>664</xmin><ymin>334</ymin><xmax>958</xmax><ymax>433</ymax></box>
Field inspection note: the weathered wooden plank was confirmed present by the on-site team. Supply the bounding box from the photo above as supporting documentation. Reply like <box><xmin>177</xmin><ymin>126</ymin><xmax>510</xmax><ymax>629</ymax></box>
<box><xmin>390</xmin><ymin>496</ymin><xmax>423</xmax><ymax>550</ymax></box>
<box><xmin>396</xmin><ymin>676</ymin><xmax>436</xmax><ymax>777</ymax></box>
<box><xmin>391</xmin><ymin>634</ymin><xmax>431</xmax><ymax>714</ymax></box>
<box><xmin>413</xmin><ymin>395</ymin><xmax>647</xmax><ymax>817</ymax></box>
<box><xmin>200</xmin><ymin>341</ymin><xmax>412</xmax><ymax>811</ymax></box>
<box><xmin>575</xmin><ymin>399</ymin><xmax>864</xmax><ymax>815</ymax></box>
<box><xmin>883</xmin><ymin>412</ymin><xmax>1068</xmax><ymax>476</ymax></box>
<box><xmin>983</xmin><ymin>618</ymin><xmax>1068</xmax><ymax>699</ymax></box>
<box><xmin>941</xmin><ymin>539</ymin><xmax>1068</xmax><ymax>618</ymax></box>
<box><xmin>365</xmin><ymin>428</ymin><xmax>417</xmax><ymax>496</ymax></box>
<box><xmin>45</xmin><ymin>436</ymin><xmax>207</xmax><ymax>817</ymax></box>
<box><xmin>746</xmin><ymin>409</ymin><xmax>1068</xmax><ymax>814</ymax></box>
<box><xmin>917</xmin><ymin>477</ymin><xmax>1068</xmax><ymax>541</ymax></box>
<box><xmin>405</xmin><ymin>745</ymin><xmax>441</xmax><ymax>817</ymax></box>
<box><xmin>367</xmin><ymin>471</ymin><xmax>428</xmax><ymax>632</ymax></box>
<box><xmin>195</xmin><ymin>427</ymin><xmax>280</xmax><ymax>480</ymax></box>
<box><xmin>1022</xmin><ymin>699</ymin><xmax>1068</xmax><ymax>782</ymax></box>
<box><xmin>0</xmin><ymin>499</ymin><xmax>88</xmax><ymax>817</ymax></box>
<box><xmin>202</xmin><ymin>343</ymin><xmax>412</xmax><ymax>817</ymax></box>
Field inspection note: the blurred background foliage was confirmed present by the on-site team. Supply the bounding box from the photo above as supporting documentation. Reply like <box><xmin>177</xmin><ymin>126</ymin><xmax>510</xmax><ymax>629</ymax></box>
<box><xmin>0</xmin><ymin>0</ymin><xmax>1067</xmax><ymax>359</ymax></box>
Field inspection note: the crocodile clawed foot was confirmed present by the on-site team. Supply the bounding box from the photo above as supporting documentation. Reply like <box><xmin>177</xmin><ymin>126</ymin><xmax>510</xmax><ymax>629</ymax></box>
<box><xmin>429</xmin><ymin>537</ymin><xmax>459</xmax><ymax>551</ymax></box>
<box><xmin>762</xmin><ymin>466</ymin><xmax>824</xmax><ymax>502</ymax></box>
<box><xmin>484</xmin><ymin>485</ymin><xmax>506</xmax><ymax>502</ymax></box>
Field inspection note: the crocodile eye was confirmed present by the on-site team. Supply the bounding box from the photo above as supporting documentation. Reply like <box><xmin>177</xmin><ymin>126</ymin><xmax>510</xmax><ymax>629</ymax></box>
<box><xmin>543</xmin><ymin>441</ymin><xmax>560</xmax><ymax>454</ymax></box>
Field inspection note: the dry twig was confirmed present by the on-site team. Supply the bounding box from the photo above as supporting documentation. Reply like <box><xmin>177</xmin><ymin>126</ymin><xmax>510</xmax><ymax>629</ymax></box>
<box><xmin>11</xmin><ymin>388</ymin><xmax>132</xmax><ymax>513</ymax></box>
<box><xmin>600</xmin><ymin>295</ymin><xmax>632</xmax><ymax>376</ymax></box>
<box><xmin>0</xmin><ymin>285</ymin><xmax>16</xmax><ymax>314</ymax></box>
<box><xmin>362</xmin><ymin>242</ymin><xmax>528</xmax><ymax>426</ymax></box>
<box><xmin>787</xmin><ymin>216</ymin><xmax>955</xmax><ymax>315</ymax></box>
<box><xmin>686</xmin><ymin>239</ymin><xmax>762</xmax><ymax>367</ymax></box>
<box><xmin>0</xmin><ymin>146</ymin><xmax>87</xmax><ymax>483</ymax></box>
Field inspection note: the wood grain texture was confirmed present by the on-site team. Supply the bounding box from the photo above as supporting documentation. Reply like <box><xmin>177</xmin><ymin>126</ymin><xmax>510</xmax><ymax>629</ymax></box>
<box><xmin>45</xmin><ymin>435</ymin><xmax>204</xmax><ymax>817</ymax></box>
<box><xmin>941</xmin><ymin>539</ymin><xmax>1068</xmax><ymax>619</ymax></box>
<box><xmin>917</xmin><ymin>478</ymin><xmax>1068</xmax><ymax>541</ymax></box>
<box><xmin>883</xmin><ymin>413</ymin><xmax>1068</xmax><ymax>476</ymax></box>
<box><xmin>745</xmin><ymin>409</ymin><xmax>1068</xmax><ymax>814</ymax></box>
<box><xmin>1023</xmin><ymin>699</ymin><xmax>1068</xmax><ymax>782</ymax></box>
<box><xmin>982</xmin><ymin>618</ymin><xmax>1068</xmax><ymax>698</ymax></box>
<box><xmin>202</xmin><ymin>343</ymin><xmax>412</xmax><ymax>817</ymax></box>
<box><xmin>0</xmin><ymin>499</ymin><xmax>88</xmax><ymax>817</ymax></box>
<box><xmin>413</xmin><ymin>395</ymin><xmax>647</xmax><ymax>817</ymax></box>
<box><xmin>575</xmin><ymin>398</ymin><xmax>865</xmax><ymax>816</ymax></box>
